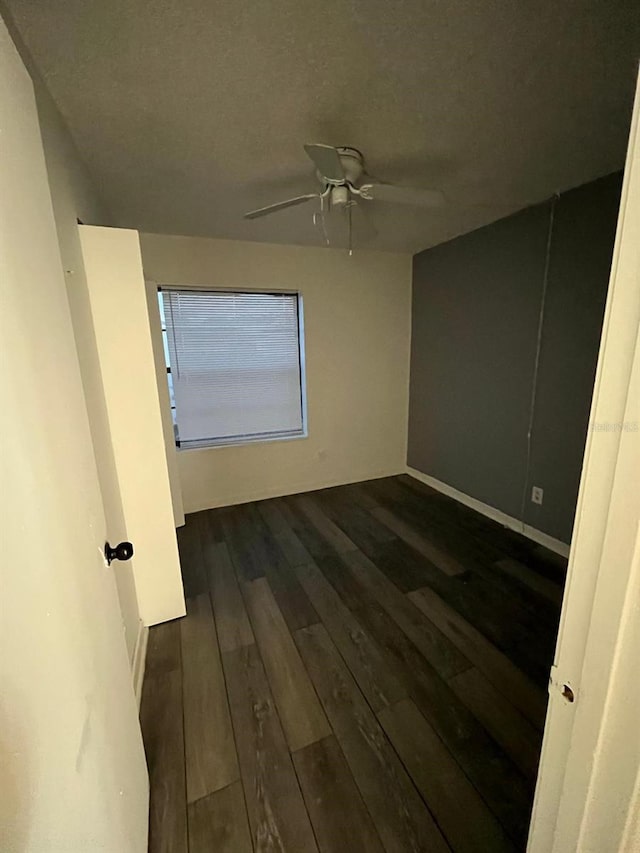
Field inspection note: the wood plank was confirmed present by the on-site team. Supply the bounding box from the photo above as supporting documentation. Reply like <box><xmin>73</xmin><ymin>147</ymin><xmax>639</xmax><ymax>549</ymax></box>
<box><xmin>292</xmin><ymin>493</ymin><xmax>359</xmax><ymax>554</ymax></box>
<box><xmin>181</xmin><ymin>594</ymin><xmax>239</xmax><ymax>802</ymax></box>
<box><xmin>293</xmin><ymin>736</ymin><xmax>384</xmax><ymax>853</ymax></box>
<box><xmin>246</xmin><ymin>503</ymin><xmax>320</xmax><ymax>632</ymax></box>
<box><xmin>362</xmin><ymin>475</ymin><xmax>441</xmax><ymax>521</ymax></box>
<box><xmin>206</xmin><ymin>541</ymin><xmax>254</xmax><ymax>653</ymax></box>
<box><xmin>312</xmin><ymin>489</ymin><xmax>396</xmax><ymax>549</ymax></box>
<box><xmin>409</xmin><ymin>585</ymin><xmax>548</xmax><ymax>730</ymax></box>
<box><xmin>386</xmin><ymin>497</ymin><xmax>563</xmax><ymax>630</ymax></box>
<box><xmin>176</xmin><ymin>517</ymin><xmax>207</xmax><ymax>598</ymax></box>
<box><xmin>295</xmin><ymin>623</ymin><xmax>449</xmax><ymax>853</ymax></box>
<box><xmin>140</xmin><ymin>669</ymin><xmax>187</xmax><ymax>853</ymax></box>
<box><xmin>414</xmin><ymin>563</ymin><xmax>557</xmax><ymax>687</ymax></box>
<box><xmin>144</xmin><ymin>618</ymin><xmax>181</xmax><ymax>677</ymax></box>
<box><xmin>187</xmin><ymin>781</ymin><xmax>253</xmax><ymax>853</ymax></box>
<box><xmin>339</xmin><ymin>481</ymin><xmax>380</xmax><ymax>510</ymax></box>
<box><xmin>205</xmin><ymin>507</ymin><xmax>227</xmax><ymax>544</ymax></box>
<box><xmin>396</xmin><ymin>473</ymin><xmax>441</xmax><ymax>499</ymax></box>
<box><xmin>453</xmin><ymin>547</ymin><xmax>561</xmax><ymax>638</ymax></box>
<box><xmin>220</xmin><ymin>504</ymin><xmax>266</xmax><ymax>583</ymax></box>
<box><xmin>352</xmin><ymin>595</ymin><xmax>533</xmax><ymax>846</ymax></box>
<box><xmin>371</xmin><ymin>505</ymin><xmax>465</xmax><ymax>576</ymax></box>
<box><xmin>314</xmin><ymin>552</ymin><xmax>371</xmax><ymax>612</ymax></box>
<box><xmin>258</xmin><ymin>499</ymin><xmax>313</xmax><ymax>567</ymax></box>
<box><xmin>394</xmin><ymin>477</ymin><xmax>520</xmax><ymax>557</ymax></box>
<box><xmin>529</xmin><ymin>543</ymin><xmax>568</xmax><ymax>580</ymax></box>
<box><xmin>495</xmin><ymin>557</ymin><xmax>564</xmax><ymax>605</ymax></box>
<box><xmin>264</xmin><ymin>549</ymin><xmax>321</xmax><ymax>632</ymax></box>
<box><xmin>222</xmin><ymin>643</ymin><xmax>318</xmax><ymax>852</ymax></box>
<box><xmin>228</xmin><ymin>501</ymin><xmax>321</xmax><ymax>632</ymax></box>
<box><xmin>293</xmin><ymin>559</ymin><xmax>406</xmax><ymax>711</ymax></box>
<box><xmin>242</xmin><ymin>577</ymin><xmax>330</xmax><ymax>751</ymax></box>
<box><xmin>449</xmin><ymin>666</ymin><xmax>542</xmax><ymax>780</ymax></box>
<box><xmin>378</xmin><ymin>699</ymin><xmax>516</xmax><ymax>853</ymax></box>
<box><xmin>262</xmin><ymin>500</ymin><xmax>406</xmax><ymax>711</ymax></box>
<box><xmin>279</xmin><ymin>495</ymin><xmax>337</xmax><ymax>560</ymax></box>
<box><xmin>364</xmin><ymin>486</ymin><xmax>557</xmax><ymax>677</ymax></box>
<box><xmin>368</xmin><ymin>477</ymin><xmax>501</xmax><ymax>570</ymax></box>
<box><xmin>369</xmin><ymin>537</ymin><xmax>447</xmax><ymax>593</ymax></box>
<box><xmin>395</xmin><ymin>475</ymin><xmax>547</xmax><ymax>574</ymax></box>
<box><xmin>342</xmin><ymin>548</ymin><xmax>471</xmax><ymax>679</ymax></box>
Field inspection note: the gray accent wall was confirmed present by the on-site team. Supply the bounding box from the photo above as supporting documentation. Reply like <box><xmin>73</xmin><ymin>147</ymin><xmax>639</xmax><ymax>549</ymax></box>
<box><xmin>523</xmin><ymin>176</ymin><xmax>622</xmax><ymax>540</ymax></box>
<box><xmin>408</xmin><ymin>173</ymin><xmax>622</xmax><ymax>544</ymax></box>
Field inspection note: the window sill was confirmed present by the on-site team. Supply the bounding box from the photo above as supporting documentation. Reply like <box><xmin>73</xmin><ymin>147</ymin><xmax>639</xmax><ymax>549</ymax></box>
<box><xmin>177</xmin><ymin>430</ymin><xmax>309</xmax><ymax>452</ymax></box>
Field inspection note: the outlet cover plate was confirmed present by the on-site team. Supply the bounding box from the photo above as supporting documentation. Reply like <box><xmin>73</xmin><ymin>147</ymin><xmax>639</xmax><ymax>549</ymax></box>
<box><xmin>531</xmin><ymin>486</ymin><xmax>544</xmax><ymax>505</ymax></box>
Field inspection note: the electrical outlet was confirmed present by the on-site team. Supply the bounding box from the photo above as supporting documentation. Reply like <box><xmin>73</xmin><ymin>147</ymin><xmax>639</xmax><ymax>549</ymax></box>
<box><xmin>531</xmin><ymin>486</ymin><xmax>544</xmax><ymax>505</ymax></box>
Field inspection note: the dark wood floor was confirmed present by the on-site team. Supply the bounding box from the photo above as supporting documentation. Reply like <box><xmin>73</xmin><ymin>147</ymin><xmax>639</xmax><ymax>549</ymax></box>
<box><xmin>141</xmin><ymin>475</ymin><xmax>566</xmax><ymax>853</ymax></box>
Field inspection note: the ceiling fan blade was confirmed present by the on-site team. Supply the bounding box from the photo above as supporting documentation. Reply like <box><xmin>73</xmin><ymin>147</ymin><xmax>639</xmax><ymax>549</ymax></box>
<box><xmin>244</xmin><ymin>194</ymin><xmax>318</xmax><ymax>219</ymax></box>
<box><xmin>304</xmin><ymin>144</ymin><xmax>345</xmax><ymax>182</ymax></box>
<box><xmin>360</xmin><ymin>183</ymin><xmax>445</xmax><ymax>208</ymax></box>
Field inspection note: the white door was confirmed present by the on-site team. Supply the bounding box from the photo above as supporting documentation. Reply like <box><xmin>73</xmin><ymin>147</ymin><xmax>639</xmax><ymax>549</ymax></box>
<box><xmin>528</xmin><ymin>71</ymin><xmax>640</xmax><ymax>852</ymax></box>
<box><xmin>0</xmin><ymin>19</ymin><xmax>148</xmax><ymax>853</ymax></box>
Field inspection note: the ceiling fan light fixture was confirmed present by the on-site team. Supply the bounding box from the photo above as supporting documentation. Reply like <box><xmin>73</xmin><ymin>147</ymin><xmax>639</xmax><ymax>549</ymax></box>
<box><xmin>331</xmin><ymin>185</ymin><xmax>349</xmax><ymax>208</ymax></box>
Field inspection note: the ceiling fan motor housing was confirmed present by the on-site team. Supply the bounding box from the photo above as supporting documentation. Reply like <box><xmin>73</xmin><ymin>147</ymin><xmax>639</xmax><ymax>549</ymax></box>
<box><xmin>336</xmin><ymin>147</ymin><xmax>364</xmax><ymax>184</ymax></box>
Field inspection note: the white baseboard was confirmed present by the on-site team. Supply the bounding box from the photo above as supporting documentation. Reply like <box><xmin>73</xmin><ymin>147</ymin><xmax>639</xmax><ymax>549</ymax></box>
<box><xmin>405</xmin><ymin>467</ymin><xmax>571</xmax><ymax>558</ymax></box>
<box><xmin>183</xmin><ymin>469</ymin><xmax>405</xmax><ymax>514</ymax></box>
<box><xmin>132</xmin><ymin>620</ymin><xmax>149</xmax><ymax>708</ymax></box>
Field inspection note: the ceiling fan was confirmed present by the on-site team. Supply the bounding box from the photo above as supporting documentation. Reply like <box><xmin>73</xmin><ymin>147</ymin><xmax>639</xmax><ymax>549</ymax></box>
<box><xmin>243</xmin><ymin>144</ymin><xmax>445</xmax><ymax>226</ymax></box>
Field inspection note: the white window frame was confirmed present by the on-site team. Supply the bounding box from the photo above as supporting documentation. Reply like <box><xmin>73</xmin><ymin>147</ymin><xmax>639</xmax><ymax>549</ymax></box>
<box><xmin>159</xmin><ymin>286</ymin><xmax>308</xmax><ymax>451</ymax></box>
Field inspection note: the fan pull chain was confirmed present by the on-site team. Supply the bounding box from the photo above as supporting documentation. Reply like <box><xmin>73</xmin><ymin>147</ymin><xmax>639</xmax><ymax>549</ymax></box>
<box><xmin>320</xmin><ymin>194</ymin><xmax>330</xmax><ymax>245</ymax></box>
<box><xmin>312</xmin><ymin>197</ymin><xmax>330</xmax><ymax>246</ymax></box>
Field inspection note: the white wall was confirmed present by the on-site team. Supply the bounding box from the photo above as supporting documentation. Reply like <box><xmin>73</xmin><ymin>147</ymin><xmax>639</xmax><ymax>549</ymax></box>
<box><xmin>1</xmin><ymin>10</ymin><xmax>143</xmax><ymax>661</ymax></box>
<box><xmin>39</xmin><ymin>101</ymin><xmax>144</xmax><ymax>658</ymax></box>
<box><xmin>80</xmin><ymin>226</ymin><xmax>186</xmax><ymax>626</ymax></box>
<box><xmin>140</xmin><ymin>234</ymin><xmax>412</xmax><ymax>513</ymax></box>
<box><xmin>0</xmin><ymin>18</ymin><xmax>148</xmax><ymax>850</ymax></box>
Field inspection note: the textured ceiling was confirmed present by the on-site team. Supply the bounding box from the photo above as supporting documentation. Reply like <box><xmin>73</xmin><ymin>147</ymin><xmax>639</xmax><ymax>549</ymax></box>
<box><xmin>6</xmin><ymin>0</ymin><xmax>639</xmax><ymax>253</ymax></box>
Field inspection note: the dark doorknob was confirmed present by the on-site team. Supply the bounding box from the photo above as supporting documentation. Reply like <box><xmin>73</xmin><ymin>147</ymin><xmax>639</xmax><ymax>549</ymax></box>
<box><xmin>105</xmin><ymin>541</ymin><xmax>134</xmax><ymax>565</ymax></box>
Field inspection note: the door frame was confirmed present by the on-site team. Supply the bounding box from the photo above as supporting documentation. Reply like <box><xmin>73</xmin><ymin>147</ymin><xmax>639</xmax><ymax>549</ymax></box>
<box><xmin>528</xmin><ymin>70</ymin><xmax>640</xmax><ymax>851</ymax></box>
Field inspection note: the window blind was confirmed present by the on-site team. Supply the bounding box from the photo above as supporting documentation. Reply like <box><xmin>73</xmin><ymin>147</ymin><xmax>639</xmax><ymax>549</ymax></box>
<box><xmin>163</xmin><ymin>289</ymin><xmax>304</xmax><ymax>447</ymax></box>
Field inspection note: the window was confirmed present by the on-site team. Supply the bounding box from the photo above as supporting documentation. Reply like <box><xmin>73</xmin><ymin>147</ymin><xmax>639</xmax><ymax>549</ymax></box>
<box><xmin>159</xmin><ymin>288</ymin><xmax>306</xmax><ymax>449</ymax></box>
